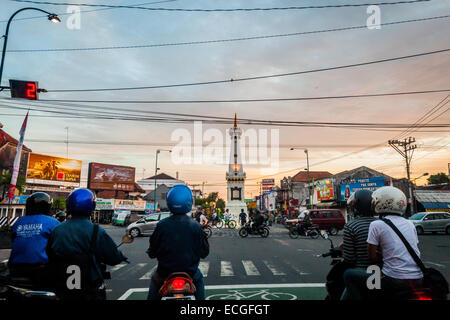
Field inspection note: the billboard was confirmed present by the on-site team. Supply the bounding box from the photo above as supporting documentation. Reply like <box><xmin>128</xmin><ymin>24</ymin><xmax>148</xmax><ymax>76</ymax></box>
<box><xmin>95</xmin><ymin>199</ymin><xmax>115</xmax><ymax>211</ymax></box>
<box><xmin>262</xmin><ymin>179</ymin><xmax>275</xmax><ymax>192</ymax></box>
<box><xmin>114</xmin><ymin>199</ymin><xmax>146</xmax><ymax>211</ymax></box>
<box><xmin>88</xmin><ymin>162</ymin><xmax>135</xmax><ymax>191</ymax></box>
<box><xmin>26</xmin><ymin>153</ymin><xmax>82</xmax><ymax>187</ymax></box>
<box><xmin>340</xmin><ymin>177</ymin><xmax>386</xmax><ymax>201</ymax></box>
<box><xmin>316</xmin><ymin>179</ymin><xmax>335</xmax><ymax>201</ymax></box>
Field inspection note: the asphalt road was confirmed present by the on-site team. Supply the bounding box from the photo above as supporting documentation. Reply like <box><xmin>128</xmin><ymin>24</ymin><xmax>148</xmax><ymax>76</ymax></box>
<box><xmin>102</xmin><ymin>223</ymin><xmax>450</xmax><ymax>300</ymax></box>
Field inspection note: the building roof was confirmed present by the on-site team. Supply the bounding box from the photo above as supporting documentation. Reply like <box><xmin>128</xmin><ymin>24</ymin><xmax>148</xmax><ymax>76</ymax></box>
<box><xmin>144</xmin><ymin>173</ymin><xmax>177</xmax><ymax>180</ymax></box>
<box><xmin>414</xmin><ymin>190</ymin><xmax>450</xmax><ymax>210</ymax></box>
<box><xmin>332</xmin><ymin>166</ymin><xmax>392</xmax><ymax>181</ymax></box>
<box><xmin>292</xmin><ymin>171</ymin><xmax>333</xmax><ymax>183</ymax></box>
<box><xmin>0</xmin><ymin>128</ymin><xmax>32</xmax><ymax>152</ymax></box>
<box><xmin>133</xmin><ymin>183</ymin><xmax>146</xmax><ymax>193</ymax></box>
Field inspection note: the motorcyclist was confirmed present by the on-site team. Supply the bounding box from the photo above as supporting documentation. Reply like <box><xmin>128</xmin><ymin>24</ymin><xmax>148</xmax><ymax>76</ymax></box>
<box><xmin>8</xmin><ymin>192</ymin><xmax>59</xmax><ymax>289</ymax></box>
<box><xmin>199</xmin><ymin>211</ymin><xmax>208</xmax><ymax>227</ymax></box>
<box><xmin>339</xmin><ymin>189</ymin><xmax>377</xmax><ymax>300</ymax></box>
<box><xmin>146</xmin><ymin>185</ymin><xmax>209</xmax><ymax>300</ymax></box>
<box><xmin>46</xmin><ymin>188</ymin><xmax>127</xmax><ymax>300</ymax></box>
<box><xmin>251</xmin><ymin>210</ymin><xmax>264</xmax><ymax>232</ymax></box>
<box><xmin>367</xmin><ymin>186</ymin><xmax>424</xmax><ymax>300</ymax></box>
<box><xmin>297</xmin><ymin>211</ymin><xmax>313</xmax><ymax>235</ymax></box>
<box><xmin>239</xmin><ymin>209</ymin><xmax>247</xmax><ymax>226</ymax></box>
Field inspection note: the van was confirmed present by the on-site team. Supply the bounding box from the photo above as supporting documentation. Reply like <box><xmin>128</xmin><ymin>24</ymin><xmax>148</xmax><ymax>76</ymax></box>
<box><xmin>287</xmin><ymin>209</ymin><xmax>345</xmax><ymax>235</ymax></box>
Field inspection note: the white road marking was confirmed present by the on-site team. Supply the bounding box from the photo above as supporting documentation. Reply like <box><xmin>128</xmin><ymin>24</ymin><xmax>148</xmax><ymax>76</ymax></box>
<box><xmin>242</xmin><ymin>260</ymin><xmax>260</xmax><ymax>276</ymax></box>
<box><xmin>199</xmin><ymin>261</ymin><xmax>210</xmax><ymax>278</ymax></box>
<box><xmin>263</xmin><ymin>260</ymin><xmax>286</xmax><ymax>275</ymax></box>
<box><xmin>283</xmin><ymin>260</ymin><xmax>310</xmax><ymax>276</ymax></box>
<box><xmin>220</xmin><ymin>261</ymin><xmax>234</xmax><ymax>276</ymax></box>
<box><xmin>117</xmin><ymin>283</ymin><xmax>326</xmax><ymax>300</ymax></box>
<box><xmin>139</xmin><ymin>265</ymin><xmax>157</xmax><ymax>280</ymax></box>
<box><xmin>425</xmin><ymin>261</ymin><xmax>446</xmax><ymax>268</ymax></box>
<box><xmin>109</xmin><ymin>263</ymin><xmax>127</xmax><ymax>272</ymax></box>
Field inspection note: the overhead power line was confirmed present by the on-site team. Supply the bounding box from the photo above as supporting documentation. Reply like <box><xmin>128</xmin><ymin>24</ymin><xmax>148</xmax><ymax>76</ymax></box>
<box><xmin>11</xmin><ymin>1</ymin><xmax>432</xmax><ymax>12</ymax></box>
<box><xmin>37</xmin><ymin>89</ymin><xmax>450</xmax><ymax>103</ymax></box>
<box><xmin>39</xmin><ymin>48</ymin><xmax>450</xmax><ymax>92</ymax></box>
<box><xmin>7</xmin><ymin>14</ymin><xmax>450</xmax><ymax>53</ymax></box>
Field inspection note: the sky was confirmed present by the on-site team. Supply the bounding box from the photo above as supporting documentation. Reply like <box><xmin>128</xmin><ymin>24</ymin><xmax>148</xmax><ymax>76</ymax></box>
<box><xmin>0</xmin><ymin>0</ymin><xmax>449</xmax><ymax>200</ymax></box>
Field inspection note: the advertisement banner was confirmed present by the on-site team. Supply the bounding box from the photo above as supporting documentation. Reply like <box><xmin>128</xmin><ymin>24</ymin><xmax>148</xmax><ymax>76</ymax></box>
<box><xmin>26</xmin><ymin>153</ymin><xmax>82</xmax><ymax>187</ymax></box>
<box><xmin>95</xmin><ymin>199</ymin><xmax>115</xmax><ymax>211</ymax></box>
<box><xmin>88</xmin><ymin>162</ymin><xmax>135</xmax><ymax>191</ymax></box>
<box><xmin>114</xmin><ymin>199</ymin><xmax>146</xmax><ymax>211</ymax></box>
<box><xmin>340</xmin><ymin>177</ymin><xmax>386</xmax><ymax>201</ymax></box>
<box><xmin>316</xmin><ymin>179</ymin><xmax>335</xmax><ymax>201</ymax></box>
<box><xmin>262</xmin><ymin>179</ymin><xmax>275</xmax><ymax>185</ymax></box>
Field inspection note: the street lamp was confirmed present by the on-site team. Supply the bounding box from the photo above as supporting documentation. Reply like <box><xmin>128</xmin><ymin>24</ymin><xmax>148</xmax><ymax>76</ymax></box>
<box><xmin>0</xmin><ymin>8</ymin><xmax>61</xmax><ymax>86</ymax></box>
<box><xmin>153</xmin><ymin>149</ymin><xmax>171</xmax><ymax>211</ymax></box>
<box><xmin>412</xmin><ymin>172</ymin><xmax>429</xmax><ymax>183</ymax></box>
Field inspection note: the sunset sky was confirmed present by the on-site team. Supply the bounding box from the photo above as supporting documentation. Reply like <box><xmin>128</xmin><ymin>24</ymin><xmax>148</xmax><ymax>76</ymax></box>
<box><xmin>1</xmin><ymin>0</ymin><xmax>449</xmax><ymax>199</ymax></box>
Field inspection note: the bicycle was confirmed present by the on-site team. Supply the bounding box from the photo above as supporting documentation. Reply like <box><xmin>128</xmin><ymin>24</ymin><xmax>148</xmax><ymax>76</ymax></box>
<box><xmin>206</xmin><ymin>289</ymin><xmax>296</xmax><ymax>300</ymax></box>
<box><xmin>213</xmin><ymin>217</ymin><xmax>237</xmax><ymax>229</ymax></box>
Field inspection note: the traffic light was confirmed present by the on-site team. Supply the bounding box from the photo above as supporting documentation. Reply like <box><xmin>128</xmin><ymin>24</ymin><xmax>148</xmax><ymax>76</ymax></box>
<box><xmin>9</xmin><ymin>79</ymin><xmax>39</xmax><ymax>100</ymax></box>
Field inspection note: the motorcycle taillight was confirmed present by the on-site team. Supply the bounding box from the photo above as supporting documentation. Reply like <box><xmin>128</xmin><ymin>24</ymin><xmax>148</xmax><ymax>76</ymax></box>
<box><xmin>172</xmin><ymin>279</ymin><xmax>186</xmax><ymax>290</ymax></box>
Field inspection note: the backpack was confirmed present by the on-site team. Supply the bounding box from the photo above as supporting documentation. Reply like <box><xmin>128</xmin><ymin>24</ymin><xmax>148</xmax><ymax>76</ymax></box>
<box><xmin>50</xmin><ymin>224</ymin><xmax>101</xmax><ymax>299</ymax></box>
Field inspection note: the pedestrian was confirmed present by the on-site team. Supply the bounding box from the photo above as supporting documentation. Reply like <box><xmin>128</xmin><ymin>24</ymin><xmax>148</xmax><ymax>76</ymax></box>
<box><xmin>239</xmin><ymin>209</ymin><xmax>247</xmax><ymax>226</ymax></box>
<box><xmin>367</xmin><ymin>186</ymin><xmax>424</xmax><ymax>299</ymax></box>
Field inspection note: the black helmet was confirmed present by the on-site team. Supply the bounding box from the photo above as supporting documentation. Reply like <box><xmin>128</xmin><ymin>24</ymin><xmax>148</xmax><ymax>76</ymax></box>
<box><xmin>347</xmin><ymin>189</ymin><xmax>374</xmax><ymax>217</ymax></box>
<box><xmin>55</xmin><ymin>211</ymin><xmax>66</xmax><ymax>222</ymax></box>
<box><xmin>26</xmin><ymin>192</ymin><xmax>53</xmax><ymax>216</ymax></box>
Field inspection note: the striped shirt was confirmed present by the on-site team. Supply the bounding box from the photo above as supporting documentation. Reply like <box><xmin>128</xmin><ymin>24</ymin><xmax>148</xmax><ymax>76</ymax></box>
<box><xmin>343</xmin><ymin>216</ymin><xmax>376</xmax><ymax>268</ymax></box>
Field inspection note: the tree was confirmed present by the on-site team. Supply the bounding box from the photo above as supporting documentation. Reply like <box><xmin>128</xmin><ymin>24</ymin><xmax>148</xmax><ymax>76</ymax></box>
<box><xmin>216</xmin><ymin>198</ymin><xmax>225</xmax><ymax>211</ymax></box>
<box><xmin>427</xmin><ymin>172</ymin><xmax>450</xmax><ymax>185</ymax></box>
<box><xmin>0</xmin><ymin>171</ymin><xmax>26</xmax><ymax>200</ymax></box>
<box><xmin>52</xmin><ymin>197</ymin><xmax>67</xmax><ymax>212</ymax></box>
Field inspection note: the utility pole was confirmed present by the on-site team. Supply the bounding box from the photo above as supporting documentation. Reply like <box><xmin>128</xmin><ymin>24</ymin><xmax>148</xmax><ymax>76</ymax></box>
<box><xmin>388</xmin><ymin>137</ymin><xmax>417</xmax><ymax>216</ymax></box>
<box><xmin>65</xmin><ymin>126</ymin><xmax>69</xmax><ymax>159</ymax></box>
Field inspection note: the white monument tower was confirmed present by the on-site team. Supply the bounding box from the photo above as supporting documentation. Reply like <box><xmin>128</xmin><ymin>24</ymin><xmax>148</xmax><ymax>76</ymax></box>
<box><xmin>225</xmin><ymin>114</ymin><xmax>247</xmax><ymax>223</ymax></box>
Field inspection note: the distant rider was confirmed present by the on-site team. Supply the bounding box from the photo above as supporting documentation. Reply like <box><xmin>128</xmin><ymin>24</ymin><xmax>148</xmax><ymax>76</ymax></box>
<box><xmin>146</xmin><ymin>185</ymin><xmax>209</xmax><ymax>300</ymax></box>
<box><xmin>239</xmin><ymin>209</ymin><xmax>247</xmax><ymax>226</ymax></box>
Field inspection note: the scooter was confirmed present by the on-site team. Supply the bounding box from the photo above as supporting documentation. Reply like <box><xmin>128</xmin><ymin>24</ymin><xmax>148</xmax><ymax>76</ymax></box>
<box><xmin>238</xmin><ymin>222</ymin><xmax>270</xmax><ymax>238</ymax></box>
<box><xmin>0</xmin><ymin>233</ymin><xmax>134</xmax><ymax>301</ymax></box>
<box><xmin>319</xmin><ymin>233</ymin><xmax>433</xmax><ymax>301</ymax></box>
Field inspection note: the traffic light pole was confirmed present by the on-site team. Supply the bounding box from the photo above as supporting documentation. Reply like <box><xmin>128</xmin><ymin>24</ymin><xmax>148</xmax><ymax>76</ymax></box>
<box><xmin>388</xmin><ymin>137</ymin><xmax>417</xmax><ymax>216</ymax></box>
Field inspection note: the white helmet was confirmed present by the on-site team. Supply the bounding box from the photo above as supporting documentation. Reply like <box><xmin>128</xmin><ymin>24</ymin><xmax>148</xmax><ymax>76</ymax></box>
<box><xmin>371</xmin><ymin>186</ymin><xmax>407</xmax><ymax>216</ymax></box>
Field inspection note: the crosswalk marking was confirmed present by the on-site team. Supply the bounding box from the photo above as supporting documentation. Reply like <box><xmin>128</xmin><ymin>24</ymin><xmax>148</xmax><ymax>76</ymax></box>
<box><xmin>263</xmin><ymin>260</ymin><xmax>286</xmax><ymax>275</ymax></box>
<box><xmin>139</xmin><ymin>265</ymin><xmax>157</xmax><ymax>280</ymax></box>
<box><xmin>109</xmin><ymin>264</ymin><xmax>127</xmax><ymax>273</ymax></box>
<box><xmin>242</xmin><ymin>260</ymin><xmax>260</xmax><ymax>276</ymax></box>
<box><xmin>199</xmin><ymin>261</ymin><xmax>210</xmax><ymax>278</ymax></box>
<box><xmin>283</xmin><ymin>260</ymin><xmax>310</xmax><ymax>276</ymax></box>
<box><xmin>220</xmin><ymin>261</ymin><xmax>234</xmax><ymax>276</ymax></box>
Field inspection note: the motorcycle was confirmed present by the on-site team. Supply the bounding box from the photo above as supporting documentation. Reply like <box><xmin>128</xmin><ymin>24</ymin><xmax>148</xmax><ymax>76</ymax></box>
<box><xmin>0</xmin><ymin>233</ymin><xmax>133</xmax><ymax>301</ymax></box>
<box><xmin>289</xmin><ymin>222</ymin><xmax>321</xmax><ymax>239</ymax></box>
<box><xmin>319</xmin><ymin>233</ymin><xmax>433</xmax><ymax>301</ymax></box>
<box><xmin>159</xmin><ymin>272</ymin><xmax>197</xmax><ymax>300</ymax></box>
<box><xmin>238</xmin><ymin>222</ymin><xmax>270</xmax><ymax>238</ymax></box>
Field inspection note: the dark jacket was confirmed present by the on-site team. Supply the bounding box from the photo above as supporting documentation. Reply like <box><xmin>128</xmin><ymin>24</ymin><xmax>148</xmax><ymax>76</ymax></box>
<box><xmin>147</xmin><ymin>214</ymin><xmax>209</xmax><ymax>278</ymax></box>
<box><xmin>46</xmin><ymin>216</ymin><xmax>126</xmax><ymax>289</ymax></box>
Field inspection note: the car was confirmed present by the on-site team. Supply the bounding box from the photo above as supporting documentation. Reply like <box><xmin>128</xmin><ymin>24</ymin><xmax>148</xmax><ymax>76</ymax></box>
<box><xmin>286</xmin><ymin>209</ymin><xmax>345</xmax><ymax>235</ymax></box>
<box><xmin>409</xmin><ymin>212</ymin><xmax>450</xmax><ymax>235</ymax></box>
<box><xmin>126</xmin><ymin>212</ymin><xmax>171</xmax><ymax>237</ymax></box>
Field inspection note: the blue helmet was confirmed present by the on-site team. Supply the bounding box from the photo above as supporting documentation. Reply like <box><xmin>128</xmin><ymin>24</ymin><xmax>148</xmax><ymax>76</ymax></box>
<box><xmin>166</xmin><ymin>185</ymin><xmax>193</xmax><ymax>215</ymax></box>
<box><xmin>66</xmin><ymin>188</ymin><xmax>96</xmax><ymax>216</ymax></box>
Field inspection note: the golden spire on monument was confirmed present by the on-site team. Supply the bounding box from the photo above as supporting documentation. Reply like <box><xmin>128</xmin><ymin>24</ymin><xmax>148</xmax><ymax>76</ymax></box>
<box><xmin>234</xmin><ymin>113</ymin><xmax>237</xmax><ymax>128</ymax></box>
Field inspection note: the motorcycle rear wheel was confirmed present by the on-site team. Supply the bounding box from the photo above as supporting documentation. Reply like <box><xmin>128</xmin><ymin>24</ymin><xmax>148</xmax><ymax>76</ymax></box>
<box><xmin>261</xmin><ymin>227</ymin><xmax>270</xmax><ymax>238</ymax></box>
<box><xmin>204</xmin><ymin>227</ymin><xmax>212</xmax><ymax>238</ymax></box>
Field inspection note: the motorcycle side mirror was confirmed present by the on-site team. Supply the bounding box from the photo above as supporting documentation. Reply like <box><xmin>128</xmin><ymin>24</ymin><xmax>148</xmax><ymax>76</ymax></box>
<box><xmin>121</xmin><ymin>234</ymin><xmax>134</xmax><ymax>244</ymax></box>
